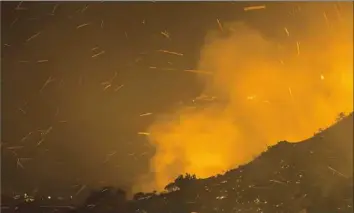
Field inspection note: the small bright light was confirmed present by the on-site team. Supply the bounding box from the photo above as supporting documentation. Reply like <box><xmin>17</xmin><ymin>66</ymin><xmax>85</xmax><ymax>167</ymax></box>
<box><xmin>320</xmin><ymin>74</ymin><xmax>325</xmax><ymax>80</ymax></box>
<box><xmin>247</xmin><ymin>95</ymin><xmax>256</xmax><ymax>100</ymax></box>
<box><xmin>47</xmin><ymin>196</ymin><xmax>51</xmax><ymax>199</ymax></box>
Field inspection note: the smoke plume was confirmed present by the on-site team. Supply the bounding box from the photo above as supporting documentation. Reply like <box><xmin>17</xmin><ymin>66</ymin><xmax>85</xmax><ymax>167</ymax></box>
<box><xmin>136</xmin><ymin>2</ymin><xmax>353</xmax><ymax>192</ymax></box>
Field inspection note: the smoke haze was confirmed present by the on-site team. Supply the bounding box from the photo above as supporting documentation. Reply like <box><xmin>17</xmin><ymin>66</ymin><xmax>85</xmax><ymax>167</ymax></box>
<box><xmin>136</xmin><ymin>3</ymin><xmax>353</xmax><ymax>192</ymax></box>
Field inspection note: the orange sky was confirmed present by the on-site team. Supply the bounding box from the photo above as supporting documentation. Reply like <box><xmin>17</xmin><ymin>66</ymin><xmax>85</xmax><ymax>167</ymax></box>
<box><xmin>136</xmin><ymin>2</ymin><xmax>353</xmax><ymax>192</ymax></box>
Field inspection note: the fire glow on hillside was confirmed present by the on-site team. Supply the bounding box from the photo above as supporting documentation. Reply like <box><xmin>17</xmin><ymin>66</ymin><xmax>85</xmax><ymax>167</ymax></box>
<box><xmin>136</xmin><ymin>3</ymin><xmax>353</xmax><ymax>192</ymax></box>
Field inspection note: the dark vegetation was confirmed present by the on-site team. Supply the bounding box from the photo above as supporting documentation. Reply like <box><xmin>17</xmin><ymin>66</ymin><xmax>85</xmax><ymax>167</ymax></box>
<box><xmin>2</xmin><ymin>113</ymin><xmax>353</xmax><ymax>213</ymax></box>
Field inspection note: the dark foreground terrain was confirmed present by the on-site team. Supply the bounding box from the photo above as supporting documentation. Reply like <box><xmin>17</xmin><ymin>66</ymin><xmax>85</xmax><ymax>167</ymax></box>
<box><xmin>2</xmin><ymin>113</ymin><xmax>353</xmax><ymax>213</ymax></box>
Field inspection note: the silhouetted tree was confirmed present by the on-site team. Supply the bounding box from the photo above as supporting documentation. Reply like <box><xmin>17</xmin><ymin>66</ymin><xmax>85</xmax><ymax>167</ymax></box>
<box><xmin>336</xmin><ymin>112</ymin><xmax>346</xmax><ymax>122</ymax></box>
<box><xmin>165</xmin><ymin>173</ymin><xmax>197</xmax><ymax>192</ymax></box>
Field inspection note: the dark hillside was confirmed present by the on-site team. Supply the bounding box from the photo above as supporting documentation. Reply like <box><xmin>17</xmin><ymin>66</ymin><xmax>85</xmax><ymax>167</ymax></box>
<box><xmin>124</xmin><ymin>113</ymin><xmax>353</xmax><ymax>213</ymax></box>
<box><xmin>8</xmin><ymin>114</ymin><xmax>351</xmax><ymax>213</ymax></box>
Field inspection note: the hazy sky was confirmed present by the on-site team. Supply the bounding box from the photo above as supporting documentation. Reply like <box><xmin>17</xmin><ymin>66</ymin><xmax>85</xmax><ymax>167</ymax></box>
<box><xmin>1</xmin><ymin>1</ymin><xmax>246</xmax><ymax>197</ymax></box>
<box><xmin>1</xmin><ymin>2</ymin><xmax>352</xmax><ymax>198</ymax></box>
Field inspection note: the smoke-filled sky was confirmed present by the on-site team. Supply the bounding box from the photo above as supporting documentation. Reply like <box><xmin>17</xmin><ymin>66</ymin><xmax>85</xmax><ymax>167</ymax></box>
<box><xmin>1</xmin><ymin>2</ymin><xmax>353</xmax><ymax>197</ymax></box>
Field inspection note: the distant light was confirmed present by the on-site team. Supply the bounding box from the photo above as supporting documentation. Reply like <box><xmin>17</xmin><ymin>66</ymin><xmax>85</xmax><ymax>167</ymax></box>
<box><xmin>48</xmin><ymin>196</ymin><xmax>51</xmax><ymax>199</ymax></box>
<box><xmin>320</xmin><ymin>74</ymin><xmax>325</xmax><ymax>80</ymax></box>
<box><xmin>247</xmin><ymin>95</ymin><xmax>256</xmax><ymax>100</ymax></box>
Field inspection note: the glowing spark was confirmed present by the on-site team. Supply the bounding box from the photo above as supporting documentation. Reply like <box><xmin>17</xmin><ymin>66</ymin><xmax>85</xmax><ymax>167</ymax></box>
<box><xmin>7</xmin><ymin>146</ymin><xmax>24</xmax><ymax>150</ymax></box>
<box><xmin>20</xmin><ymin>158</ymin><xmax>32</xmax><ymax>161</ymax></box>
<box><xmin>288</xmin><ymin>87</ymin><xmax>294</xmax><ymax>100</ymax></box>
<box><xmin>334</xmin><ymin>3</ymin><xmax>343</xmax><ymax>21</ymax></box>
<box><xmin>157</xmin><ymin>50</ymin><xmax>183</xmax><ymax>56</ymax></box>
<box><xmin>138</xmin><ymin>132</ymin><xmax>150</xmax><ymax>136</ymax></box>
<box><xmin>161</xmin><ymin>31</ymin><xmax>170</xmax><ymax>39</ymax></box>
<box><xmin>17</xmin><ymin>159</ymin><xmax>24</xmax><ymax>169</ymax></box>
<box><xmin>101</xmin><ymin>72</ymin><xmax>118</xmax><ymax>91</ymax></box>
<box><xmin>140</xmin><ymin>112</ymin><xmax>153</xmax><ymax>117</ymax></box>
<box><xmin>104</xmin><ymin>151</ymin><xmax>117</xmax><ymax>163</ymax></box>
<box><xmin>81</xmin><ymin>4</ymin><xmax>89</xmax><ymax>13</ymax></box>
<box><xmin>107</xmin><ymin>151</ymin><xmax>117</xmax><ymax>157</ymax></box>
<box><xmin>247</xmin><ymin>95</ymin><xmax>256</xmax><ymax>100</ymax></box>
<box><xmin>36</xmin><ymin>138</ymin><xmax>45</xmax><ymax>147</ymax></box>
<box><xmin>328</xmin><ymin>166</ymin><xmax>348</xmax><ymax>178</ymax></box>
<box><xmin>37</xmin><ymin>59</ymin><xmax>49</xmax><ymax>63</ymax></box>
<box><xmin>216</xmin><ymin>195</ymin><xmax>226</xmax><ymax>200</ymax></box>
<box><xmin>296</xmin><ymin>41</ymin><xmax>301</xmax><ymax>56</ymax></box>
<box><xmin>244</xmin><ymin>5</ymin><xmax>266</xmax><ymax>11</ymax></box>
<box><xmin>36</xmin><ymin>126</ymin><xmax>52</xmax><ymax>145</ymax></box>
<box><xmin>10</xmin><ymin>17</ymin><xmax>19</xmax><ymax>27</ymax></box>
<box><xmin>128</xmin><ymin>153</ymin><xmax>139</xmax><ymax>160</ymax></box>
<box><xmin>323</xmin><ymin>12</ymin><xmax>328</xmax><ymax>23</ymax></box>
<box><xmin>50</xmin><ymin>4</ymin><xmax>59</xmax><ymax>15</ymax></box>
<box><xmin>101</xmin><ymin>72</ymin><xmax>117</xmax><ymax>85</ymax></box>
<box><xmin>15</xmin><ymin>1</ymin><xmax>27</xmax><ymax>10</ymax></box>
<box><xmin>39</xmin><ymin>126</ymin><xmax>53</xmax><ymax>136</ymax></box>
<box><xmin>75</xmin><ymin>185</ymin><xmax>86</xmax><ymax>196</ymax></box>
<box><xmin>263</xmin><ymin>100</ymin><xmax>271</xmax><ymax>104</ymax></box>
<box><xmin>269</xmin><ymin>179</ymin><xmax>287</xmax><ymax>185</ymax></box>
<box><xmin>18</xmin><ymin>107</ymin><xmax>26</xmax><ymax>114</ymax></box>
<box><xmin>184</xmin><ymin>69</ymin><xmax>213</xmax><ymax>75</ymax></box>
<box><xmin>195</xmin><ymin>94</ymin><xmax>216</xmax><ymax>101</ymax></box>
<box><xmin>40</xmin><ymin>76</ymin><xmax>55</xmax><ymax>93</ymax></box>
<box><xmin>284</xmin><ymin>27</ymin><xmax>290</xmax><ymax>37</ymax></box>
<box><xmin>216</xmin><ymin>19</ymin><xmax>223</xmax><ymax>32</ymax></box>
<box><xmin>26</xmin><ymin>32</ymin><xmax>41</xmax><ymax>42</ymax></box>
<box><xmin>21</xmin><ymin>132</ymin><xmax>33</xmax><ymax>142</ymax></box>
<box><xmin>320</xmin><ymin>74</ymin><xmax>325</xmax><ymax>80</ymax></box>
<box><xmin>103</xmin><ymin>84</ymin><xmax>111</xmax><ymax>91</ymax></box>
<box><xmin>76</xmin><ymin>23</ymin><xmax>90</xmax><ymax>29</ymax></box>
<box><xmin>91</xmin><ymin>50</ymin><xmax>105</xmax><ymax>58</ymax></box>
<box><xmin>114</xmin><ymin>84</ymin><xmax>124</xmax><ymax>92</ymax></box>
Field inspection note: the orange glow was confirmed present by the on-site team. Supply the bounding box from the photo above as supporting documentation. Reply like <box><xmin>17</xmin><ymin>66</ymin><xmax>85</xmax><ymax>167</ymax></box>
<box><xmin>135</xmin><ymin>3</ymin><xmax>353</xmax><ymax>192</ymax></box>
